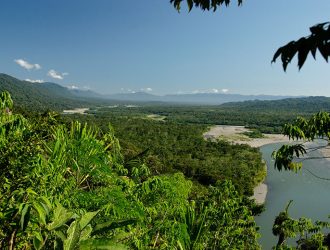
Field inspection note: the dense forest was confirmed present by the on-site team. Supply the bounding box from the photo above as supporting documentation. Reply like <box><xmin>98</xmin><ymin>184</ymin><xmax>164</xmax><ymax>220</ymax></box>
<box><xmin>65</xmin><ymin>113</ymin><xmax>265</xmax><ymax>196</ymax></box>
<box><xmin>0</xmin><ymin>91</ymin><xmax>265</xmax><ymax>249</ymax></box>
<box><xmin>3</xmin><ymin>85</ymin><xmax>330</xmax><ymax>249</ymax></box>
<box><xmin>3</xmin><ymin>73</ymin><xmax>330</xmax><ymax>249</ymax></box>
<box><xmin>3</xmin><ymin>73</ymin><xmax>330</xmax><ymax>135</ymax></box>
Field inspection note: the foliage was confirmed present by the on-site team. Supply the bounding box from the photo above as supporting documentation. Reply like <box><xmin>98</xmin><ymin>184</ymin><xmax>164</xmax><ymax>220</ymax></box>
<box><xmin>170</xmin><ymin>2</ymin><xmax>329</xmax><ymax>71</ymax></box>
<box><xmin>271</xmin><ymin>111</ymin><xmax>330</xmax><ymax>248</ymax></box>
<box><xmin>272</xmin><ymin>201</ymin><xmax>330</xmax><ymax>249</ymax></box>
<box><xmin>170</xmin><ymin>0</ymin><xmax>242</xmax><ymax>12</ymax></box>
<box><xmin>0</xmin><ymin>91</ymin><xmax>261</xmax><ymax>249</ymax></box>
<box><xmin>242</xmin><ymin>129</ymin><xmax>264</xmax><ymax>139</ymax></box>
<box><xmin>65</xmin><ymin>111</ymin><xmax>265</xmax><ymax>196</ymax></box>
<box><xmin>272</xmin><ymin>22</ymin><xmax>330</xmax><ymax>71</ymax></box>
<box><xmin>272</xmin><ymin>111</ymin><xmax>330</xmax><ymax>171</ymax></box>
<box><xmin>0</xmin><ymin>73</ymin><xmax>117</xmax><ymax>112</ymax></box>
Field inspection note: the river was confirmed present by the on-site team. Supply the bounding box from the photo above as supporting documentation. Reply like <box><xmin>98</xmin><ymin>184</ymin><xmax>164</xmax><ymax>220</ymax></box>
<box><xmin>256</xmin><ymin>142</ymin><xmax>330</xmax><ymax>249</ymax></box>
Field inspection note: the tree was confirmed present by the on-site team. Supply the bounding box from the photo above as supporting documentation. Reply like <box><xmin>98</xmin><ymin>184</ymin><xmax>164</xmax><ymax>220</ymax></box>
<box><xmin>170</xmin><ymin>0</ymin><xmax>242</xmax><ymax>12</ymax></box>
<box><xmin>272</xmin><ymin>111</ymin><xmax>330</xmax><ymax>177</ymax></box>
<box><xmin>169</xmin><ymin>1</ymin><xmax>330</xmax><ymax>248</ymax></box>
<box><xmin>272</xmin><ymin>22</ymin><xmax>330</xmax><ymax>71</ymax></box>
<box><xmin>170</xmin><ymin>0</ymin><xmax>330</xmax><ymax>71</ymax></box>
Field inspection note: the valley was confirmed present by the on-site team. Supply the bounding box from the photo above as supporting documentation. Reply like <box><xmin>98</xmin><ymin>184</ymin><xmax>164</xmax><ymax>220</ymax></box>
<box><xmin>2</xmin><ymin>73</ymin><xmax>330</xmax><ymax>249</ymax></box>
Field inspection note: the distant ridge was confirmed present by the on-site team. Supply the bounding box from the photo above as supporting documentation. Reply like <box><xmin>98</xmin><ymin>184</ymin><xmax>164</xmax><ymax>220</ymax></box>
<box><xmin>0</xmin><ymin>73</ymin><xmax>101</xmax><ymax>110</ymax></box>
<box><xmin>220</xmin><ymin>96</ymin><xmax>330</xmax><ymax>113</ymax></box>
<box><xmin>1</xmin><ymin>73</ymin><xmax>330</xmax><ymax>113</ymax></box>
<box><xmin>106</xmin><ymin>92</ymin><xmax>293</xmax><ymax>104</ymax></box>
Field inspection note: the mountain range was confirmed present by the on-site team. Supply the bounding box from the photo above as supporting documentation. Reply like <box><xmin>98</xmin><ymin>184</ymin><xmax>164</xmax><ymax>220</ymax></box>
<box><xmin>1</xmin><ymin>73</ymin><xmax>330</xmax><ymax>113</ymax></box>
<box><xmin>106</xmin><ymin>92</ymin><xmax>293</xmax><ymax>104</ymax></box>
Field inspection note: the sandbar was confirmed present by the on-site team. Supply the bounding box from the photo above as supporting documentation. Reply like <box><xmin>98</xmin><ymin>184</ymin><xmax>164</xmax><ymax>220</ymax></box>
<box><xmin>203</xmin><ymin>125</ymin><xmax>292</xmax><ymax>204</ymax></box>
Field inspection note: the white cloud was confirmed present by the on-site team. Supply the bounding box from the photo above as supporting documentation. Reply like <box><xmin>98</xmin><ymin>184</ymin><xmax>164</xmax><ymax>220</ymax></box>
<box><xmin>62</xmin><ymin>72</ymin><xmax>69</xmax><ymax>76</ymax></box>
<box><xmin>66</xmin><ymin>84</ymin><xmax>90</xmax><ymax>91</ymax></box>
<box><xmin>47</xmin><ymin>69</ymin><xmax>66</xmax><ymax>80</ymax></box>
<box><xmin>141</xmin><ymin>87</ymin><xmax>153</xmax><ymax>92</ymax></box>
<box><xmin>14</xmin><ymin>59</ymin><xmax>41</xmax><ymax>70</ymax></box>
<box><xmin>67</xmin><ymin>85</ymin><xmax>79</xmax><ymax>90</ymax></box>
<box><xmin>192</xmin><ymin>88</ymin><xmax>229</xmax><ymax>94</ymax></box>
<box><xmin>120</xmin><ymin>88</ymin><xmax>138</xmax><ymax>93</ymax></box>
<box><xmin>192</xmin><ymin>89</ymin><xmax>218</xmax><ymax>94</ymax></box>
<box><xmin>25</xmin><ymin>79</ymin><xmax>44</xmax><ymax>83</ymax></box>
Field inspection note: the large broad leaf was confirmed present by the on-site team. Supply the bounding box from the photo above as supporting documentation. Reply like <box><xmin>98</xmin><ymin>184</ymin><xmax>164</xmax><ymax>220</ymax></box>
<box><xmin>33</xmin><ymin>201</ymin><xmax>48</xmax><ymax>225</ymax></box>
<box><xmin>33</xmin><ymin>231</ymin><xmax>44</xmax><ymax>250</ymax></box>
<box><xmin>80</xmin><ymin>225</ymin><xmax>93</xmax><ymax>241</ymax></box>
<box><xmin>272</xmin><ymin>144</ymin><xmax>306</xmax><ymax>171</ymax></box>
<box><xmin>47</xmin><ymin>204</ymin><xmax>75</xmax><ymax>231</ymax></box>
<box><xmin>20</xmin><ymin>203</ymin><xmax>31</xmax><ymax>231</ymax></box>
<box><xmin>63</xmin><ymin>221</ymin><xmax>81</xmax><ymax>250</ymax></box>
<box><xmin>54</xmin><ymin>231</ymin><xmax>67</xmax><ymax>242</ymax></box>
<box><xmin>272</xmin><ymin>22</ymin><xmax>330</xmax><ymax>70</ymax></box>
<box><xmin>79</xmin><ymin>210</ymin><xmax>99</xmax><ymax>231</ymax></box>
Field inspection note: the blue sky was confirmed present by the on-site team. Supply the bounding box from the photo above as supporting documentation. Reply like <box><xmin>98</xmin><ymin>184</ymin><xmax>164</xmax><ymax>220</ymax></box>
<box><xmin>1</xmin><ymin>0</ymin><xmax>330</xmax><ymax>96</ymax></box>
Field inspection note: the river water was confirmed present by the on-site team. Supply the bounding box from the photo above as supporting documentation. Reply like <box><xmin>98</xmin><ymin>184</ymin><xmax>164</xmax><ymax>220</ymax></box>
<box><xmin>255</xmin><ymin>142</ymin><xmax>330</xmax><ymax>249</ymax></box>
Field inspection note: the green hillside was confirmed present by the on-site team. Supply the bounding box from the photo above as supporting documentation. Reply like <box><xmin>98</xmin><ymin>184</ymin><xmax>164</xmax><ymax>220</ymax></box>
<box><xmin>0</xmin><ymin>73</ymin><xmax>101</xmax><ymax>111</ymax></box>
<box><xmin>221</xmin><ymin>96</ymin><xmax>330</xmax><ymax>113</ymax></box>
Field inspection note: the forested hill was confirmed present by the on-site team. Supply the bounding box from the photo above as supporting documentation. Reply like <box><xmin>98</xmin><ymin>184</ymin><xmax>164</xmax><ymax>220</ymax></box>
<box><xmin>0</xmin><ymin>73</ymin><xmax>106</xmax><ymax>111</ymax></box>
<box><xmin>3</xmin><ymin>72</ymin><xmax>330</xmax><ymax>115</ymax></box>
<box><xmin>221</xmin><ymin>96</ymin><xmax>330</xmax><ymax>113</ymax></box>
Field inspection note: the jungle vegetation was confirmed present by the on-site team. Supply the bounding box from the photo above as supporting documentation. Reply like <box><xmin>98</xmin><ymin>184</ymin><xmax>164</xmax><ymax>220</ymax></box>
<box><xmin>64</xmin><ymin>110</ymin><xmax>265</xmax><ymax>196</ymax></box>
<box><xmin>0</xmin><ymin>91</ymin><xmax>264</xmax><ymax>249</ymax></box>
<box><xmin>4</xmin><ymin>86</ymin><xmax>330</xmax><ymax>248</ymax></box>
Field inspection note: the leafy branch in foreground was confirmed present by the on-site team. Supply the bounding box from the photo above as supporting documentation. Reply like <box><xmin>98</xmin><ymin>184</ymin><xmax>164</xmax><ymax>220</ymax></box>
<box><xmin>169</xmin><ymin>2</ymin><xmax>329</xmax><ymax>71</ymax></box>
<box><xmin>272</xmin><ymin>201</ymin><xmax>330</xmax><ymax>249</ymax></box>
<box><xmin>272</xmin><ymin>111</ymin><xmax>330</xmax><ymax>171</ymax></box>
<box><xmin>272</xmin><ymin>22</ymin><xmax>330</xmax><ymax>71</ymax></box>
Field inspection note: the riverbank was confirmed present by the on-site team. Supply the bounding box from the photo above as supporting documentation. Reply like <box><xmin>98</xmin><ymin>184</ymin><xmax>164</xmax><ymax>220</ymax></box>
<box><xmin>63</xmin><ymin>108</ymin><xmax>89</xmax><ymax>114</ymax></box>
<box><xmin>203</xmin><ymin>125</ymin><xmax>290</xmax><ymax>148</ymax></box>
<box><xmin>203</xmin><ymin>125</ymin><xmax>292</xmax><ymax>204</ymax></box>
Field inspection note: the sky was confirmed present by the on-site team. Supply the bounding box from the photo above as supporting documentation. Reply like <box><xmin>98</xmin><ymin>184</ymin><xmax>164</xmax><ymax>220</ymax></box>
<box><xmin>1</xmin><ymin>0</ymin><xmax>330</xmax><ymax>96</ymax></box>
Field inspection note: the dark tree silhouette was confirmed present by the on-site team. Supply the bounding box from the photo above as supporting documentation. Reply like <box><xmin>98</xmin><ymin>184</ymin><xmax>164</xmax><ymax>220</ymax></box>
<box><xmin>170</xmin><ymin>0</ymin><xmax>330</xmax><ymax>70</ymax></box>
<box><xmin>170</xmin><ymin>0</ymin><xmax>242</xmax><ymax>12</ymax></box>
<box><xmin>272</xmin><ymin>22</ymin><xmax>330</xmax><ymax>71</ymax></box>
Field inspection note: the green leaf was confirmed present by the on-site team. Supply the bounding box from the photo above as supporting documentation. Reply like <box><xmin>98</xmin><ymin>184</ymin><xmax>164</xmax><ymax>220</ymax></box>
<box><xmin>39</xmin><ymin>196</ymin><xmax>52</xmax><ymax>212</ymax></box>
<box><xmin>33</xmin><ymin>231</ymin><xmax>43</xmax><ymax>250</ymax></box>
<box><xmin>20</xmin><ymin>203</ymin><xmax>31</xmax><ymax>231</ymax></box>
<box><xmin>79</xmin><ymin>210</ymin><xmax>99</xmax><ymax>231</ymax></box>
<box><xmin>54</xmin><ymin>230</ymin><xmax>67</xmax><ymax>242</ymax></box>
<box><xmin>33</xmin><ymin>201</ymin><xmax>47</xmax><ymax>225</ymax></box>
<box><xmin>64</xmin><ymin>221</ymin><xmax>81</xmax><ymax>250</ymax></box>
<box><xmin>80</xmin><ymin>224</ymin><xmax>93</xmax><ymax>241</ymax></box>
<box><xmin>47</xmin><ymin>204</ymin><xmax>75</xmax><ymax>231</ymax></box>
